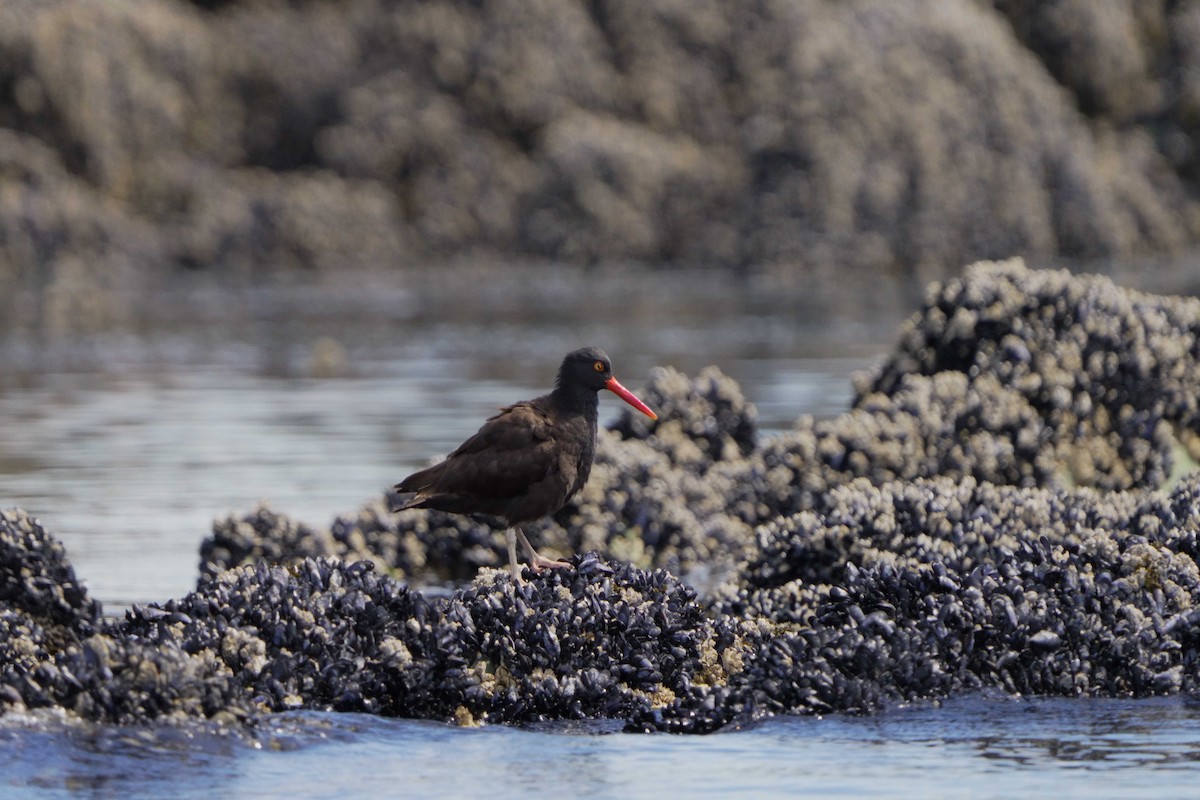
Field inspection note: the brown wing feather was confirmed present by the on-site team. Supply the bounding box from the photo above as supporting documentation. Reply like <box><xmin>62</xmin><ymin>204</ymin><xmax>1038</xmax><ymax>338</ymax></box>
<box><xmin>394</xmin><ymin>399</ymin><xmax>572</xmax><ymax>522</ymax></box>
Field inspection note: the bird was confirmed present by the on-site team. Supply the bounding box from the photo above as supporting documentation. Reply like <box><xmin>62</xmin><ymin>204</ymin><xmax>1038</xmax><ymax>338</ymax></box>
<box><xmin>392</xmin><ymin>347</ymin><xmax>657</xmax><ymax>580</ymax></box>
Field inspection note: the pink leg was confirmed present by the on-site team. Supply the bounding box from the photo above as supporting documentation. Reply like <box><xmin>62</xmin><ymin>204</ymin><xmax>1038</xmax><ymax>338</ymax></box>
<box><xmin>516</xmin><ymin>528</ymin><xmax>572</xmax><ymax>573</ymax></box>
<box><xmin>504</xmin><ymin>528</ymin><xmax>522</xmax><ymax>580</ymax></box>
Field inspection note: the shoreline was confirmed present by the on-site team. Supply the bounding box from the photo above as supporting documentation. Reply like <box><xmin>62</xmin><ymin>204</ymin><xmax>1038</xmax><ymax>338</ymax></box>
<box><xmin>5</xmin><ymin>260</ymin><xmax>1200</xmax><ymax>733</ymax></box>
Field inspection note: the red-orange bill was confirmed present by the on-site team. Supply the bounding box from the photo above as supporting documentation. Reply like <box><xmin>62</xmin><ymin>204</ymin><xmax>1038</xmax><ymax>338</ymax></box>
<box><xmin>605</xmin><ymin>377</ymin><xmax>657</xmax><ymax>420</ymax></box>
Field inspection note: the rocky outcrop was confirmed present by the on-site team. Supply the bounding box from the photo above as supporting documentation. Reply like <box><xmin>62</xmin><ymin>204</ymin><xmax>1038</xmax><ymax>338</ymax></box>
<box><xmin>3</xmin><ymin>1</ymin><xmax>1200</xmax><ymax>335</ymax></box>
<box><xmin>4</xmin><ymin>263</ymin><xmax>1200</xmax><ymax>733</ymax></box>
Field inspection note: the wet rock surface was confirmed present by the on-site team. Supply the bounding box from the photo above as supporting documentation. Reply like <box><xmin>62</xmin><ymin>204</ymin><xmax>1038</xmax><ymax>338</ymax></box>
<box><xmin>5</xmin><ymin>263</ymin><xmax>1200</xmax><ymax>732</ymax></box>
<box><xmin>710</xmin><ymin>476</ymin><xmax>1200</xmax><ymax>720</ymax></box>
<box><xmin>0</xmin><ymin>509</ymin><xmax>99</xmax><ymax>640</ymax></box>
<box><xmin>859</xmin><ymin>261</ymin><xmax>1200</xmax><ymax>490</ymax></box>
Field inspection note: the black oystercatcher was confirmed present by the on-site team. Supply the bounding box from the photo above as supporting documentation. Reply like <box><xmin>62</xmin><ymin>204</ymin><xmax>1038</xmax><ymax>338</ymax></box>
<box><xmin>393</xmin><ymin>347</ymin><xmax>657</xmax><ymax>580</ymax></box>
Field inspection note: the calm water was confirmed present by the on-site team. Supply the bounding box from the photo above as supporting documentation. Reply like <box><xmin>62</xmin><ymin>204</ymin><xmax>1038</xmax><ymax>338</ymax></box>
<box><xmin>3</xmin><ymin>264</ymin><xmax>1200</xmax><ymax>797</ymax></box>
<box><xmin>3</xmin><ymin>696</ymin><xmax>1200</xmax><ymax>799</ymax></box>
<box><xmin>0</xmin><ymin>268</ymin><xmax>889</xmax><ymax>607</ymax></box>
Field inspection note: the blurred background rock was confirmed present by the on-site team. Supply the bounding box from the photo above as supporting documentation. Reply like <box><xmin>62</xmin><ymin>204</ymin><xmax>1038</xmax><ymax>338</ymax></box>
<box><xmin>2</xmin><ymin>0</ymin><xmax>1200</xmax><ymax>333</ymax></box>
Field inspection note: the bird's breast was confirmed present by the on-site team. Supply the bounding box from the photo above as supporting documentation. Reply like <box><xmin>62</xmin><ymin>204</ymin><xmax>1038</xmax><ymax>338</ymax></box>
<box><xmin>554</xmin><ymin>414</ymin><xmax>596</xmax><ymax>499</ymax></box>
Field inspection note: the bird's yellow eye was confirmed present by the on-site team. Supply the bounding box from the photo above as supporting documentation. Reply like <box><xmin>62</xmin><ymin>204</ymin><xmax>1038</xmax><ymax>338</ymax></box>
<box><xmin>593</xmin><ymin>360</ymin><xmax>605</xmax><ymax>372</ymax></box>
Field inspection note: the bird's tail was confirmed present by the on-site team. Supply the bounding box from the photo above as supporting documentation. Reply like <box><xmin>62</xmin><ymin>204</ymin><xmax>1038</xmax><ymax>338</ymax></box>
<box><xmin>390</xmin><ymin>462</ymin><xmax>441</xmax><ymax>512</ymax></box>
<box><xmin>388</xmin><ymin>486</ymin><xmax>423</xmax><ymax>513</ymax></box>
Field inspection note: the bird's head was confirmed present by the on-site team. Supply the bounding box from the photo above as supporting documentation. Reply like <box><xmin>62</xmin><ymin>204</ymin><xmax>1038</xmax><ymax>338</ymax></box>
<box><xmin>558</xmin><ymin>347</ymin><xmax>657</xmax><ymax>420</ymax></box>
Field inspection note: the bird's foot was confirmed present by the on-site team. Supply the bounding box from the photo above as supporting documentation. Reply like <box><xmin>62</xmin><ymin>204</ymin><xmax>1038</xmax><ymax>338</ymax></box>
<box><xmin>513</xmin><ymin>528</ymin><xmax>572</xmax><ymax>576</ymax></box>
<box><xmin>528</xmin><ymin>552</ymin><xmax>573</xmax><ymax>573</ymax></box>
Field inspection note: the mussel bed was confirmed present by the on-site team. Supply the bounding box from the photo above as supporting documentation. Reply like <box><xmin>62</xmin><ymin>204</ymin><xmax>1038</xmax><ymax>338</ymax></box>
<box><xmin>4</xmin><ymin>260</ymin><xmax>1200</xmax><ymax>734</ymax></box>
